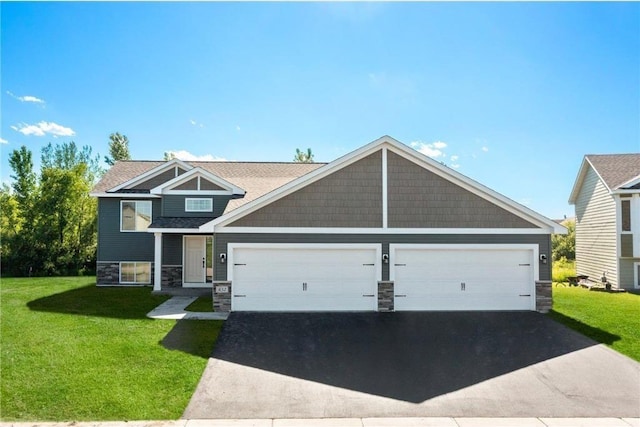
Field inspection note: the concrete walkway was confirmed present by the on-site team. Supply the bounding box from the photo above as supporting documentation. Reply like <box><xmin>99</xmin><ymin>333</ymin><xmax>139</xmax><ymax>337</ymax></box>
<box><xmin>146</xmin><ymin>296</ymin><xmax>228</xmax><ymax>320</ymax></box>
<box><xmin>1</xmin><ymin>418</ymin><xmax>639</xmax><ymax>426</ymax></box>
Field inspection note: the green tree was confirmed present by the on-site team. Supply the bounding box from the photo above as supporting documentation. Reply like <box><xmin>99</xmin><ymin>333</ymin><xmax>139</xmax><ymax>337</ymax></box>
<box><xmin>293</xmin><ymin>148</ymin><xmax>314</xmax><ymax>163</ymax></box>
<box><xmin>104</xmin><ymin>132</ymin><xmax>131</xmax><ymax>166</ymax></box>
<box><xmin>552</xmin><ymin>219</ymin><xmax>575</xmax><ymax>261</ymax></box>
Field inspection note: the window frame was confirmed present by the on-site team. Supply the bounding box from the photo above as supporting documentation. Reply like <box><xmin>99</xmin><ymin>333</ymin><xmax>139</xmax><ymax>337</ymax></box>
<box><xmin>120</xmin><ymin>200</ymin><xmax>153</xmax><ymax>232</ymax></box>
<box><xmin>119</xmin><ymin>262</ymin><xmax>151</xmax><ymax>284</ymax></box>
<box><xmin>621</xmin><ymin>199</ymin><xmax>632</xmax><ymax>233</ymax></box>
<box><xmin>185</xmin><ymin>197</ymin><xmax>213</xmax><ymax>213</ymax></box>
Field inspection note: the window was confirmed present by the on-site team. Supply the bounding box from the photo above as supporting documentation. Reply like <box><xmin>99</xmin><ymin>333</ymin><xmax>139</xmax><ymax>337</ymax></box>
<box><xmin>622</xmin><ymin>200</ymin><xmax>631</xmax><ymax>232</ymax></box>
<box><xmin>185</xmin><ymin>198</ymin><xmax>213</xmax><ymax>212</ymax></box>
<box><xmin>121</xmin><ymin>200</ymin><xmax>152</xmax><ymax>231</ymax></box>
<box><xmin>120</xmin><ymin>262</ymin><xmax>151</xmax><ymax>284</ymax></box>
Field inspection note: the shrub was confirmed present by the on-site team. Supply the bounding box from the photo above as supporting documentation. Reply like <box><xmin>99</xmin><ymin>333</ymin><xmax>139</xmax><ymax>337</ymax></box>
<box><xmin>552</xmin><ymin>257</ymin><xmax>576</xmax><ymax>283</ymax></box>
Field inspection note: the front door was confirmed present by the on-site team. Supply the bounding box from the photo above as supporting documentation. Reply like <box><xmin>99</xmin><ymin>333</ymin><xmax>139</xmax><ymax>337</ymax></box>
<box><xmin>184</xmin><ymin>236</ymin><xmax>213</xmax><ymax>286</ymax></box>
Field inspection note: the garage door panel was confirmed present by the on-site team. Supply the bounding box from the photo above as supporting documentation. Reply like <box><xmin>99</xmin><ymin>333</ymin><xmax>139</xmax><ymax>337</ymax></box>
<box><xmin>392</xmin><ymin>245</ymin><xmax>536</xmax><ymax>311</ymax></box>
<box><xmin>231</xmin><ymin>245</ymin><xmax>379</xmax><ymax>312</ymax></box>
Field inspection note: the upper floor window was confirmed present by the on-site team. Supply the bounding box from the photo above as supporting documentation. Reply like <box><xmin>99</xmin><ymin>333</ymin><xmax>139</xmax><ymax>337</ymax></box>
<box><xmin>185</xmin><ymin>198</ymin><xmax>213</xmax><ymax>212</ymax></box>
<box><xmin>121</xmin><ymin>200</ymin><xmax>152</xmax><ymax>231</ymax></box>
<box><xmin>622</xmin><ymin>200</ymin><xmax>631</xmax><ymax>232</ymax></box>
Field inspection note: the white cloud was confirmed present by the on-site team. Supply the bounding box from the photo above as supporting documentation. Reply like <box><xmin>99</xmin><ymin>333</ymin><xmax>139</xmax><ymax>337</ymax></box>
<box><xmin>7</xmin><ymin>91</ymin><xmax>45</xmax><ymax>104</ymax></box>
<box><xmin>410</xmin><ymin>140</ymin><xmax>448</xmax><ymax>158</ymax></box>
<box><xmin>236</xmin><ymin>125</ymin><xmax>241</xmax><ymax>131</ymax></box>
<box><xmin>189</xmin><ymin>119</ymin><xmax>196</xmax><ymax>125</ymax></box>
<box><xmin>0</xmin><ymin>137</ymin><xmax>8</xmax><ymax>144</ymax></box>
<box><xmin>166</xmin><ymin>150</ymin><xmax>226</xmax><ymax>162</ymax></box>
<box><xmin>450</xmin><ymin>163</ymin><xmax>460</xmax><ymax>169</ymax></box>
<box><xmin>12</xmin><ymin>121</ymin><xmax>75</xmax><ymax>137</ymax></box>
<box><xmin>482</xmin><ymin>146</ymin><xmax>489</xmax><ymax>152</ymax></box>
<box><xmin>450</xmin><ymin>155</ymin><xmax>459</xmax><ymax>162</ymax></box>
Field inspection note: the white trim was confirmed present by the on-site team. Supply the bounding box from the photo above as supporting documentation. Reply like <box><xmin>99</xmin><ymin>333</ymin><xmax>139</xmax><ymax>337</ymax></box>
<box><xmin>633</xmin><ymin>195</ymin><xmax>640</xmax><ymax>258</ymax></box>
<box><xmin>120</xmin><ymin>200</ymin><xmax>153</xmax><ymax>232</ymax></box>
<box><xmin>147</xmin><ymin>227</ymin><xmax>202</xmax><ymax>234</ymax></box>
<box><xmin>382</xmin><ymin>147</ymin><xmax>388</xmax><ymax>229</ymax></box>
<box><xmin>153</xmin><ymin>233</ymin><xmax>162</xmax><ymax>291</ymax></box>
<box><xmin>185</xmin><ymin>197</ymin><xmax>214</xmax><ymax>212</ymax></box>
<box><xmin>108</xmin><ymin>159</ymin><xmax>193</xmax><ymax>193</ymax></box>
<box><xmin>201</xmin><ymin>136</ymin><xmax>564</xmax><ymax>234</ymax></box>
<box><xmin>227</xmin><ymin>243</ymin><xmax>383</xmax><ymax>283</ymax></box>
<box><xmin>160</xmin><ymin>190</ymin><xmax>232</xmax><ymax>196</ymax></box>
<box><xmin>183</xmin><ymin>235</ymin><xmax>207</xmax><ymax>285</ymax></box>
<box><xmin>389</xmin><ymin>243</ymin><xmax>539</xmax><ymax>311</ymax></box>
<box><xmin>150</xmin><ymin>167</ymin><xmax>245</xmax><ymax>195</ymax></box>
<box><xmin>119</xmin><ymin>261</ymin><xmax>152</xmax><ymax>285</ymax></box>
<box><xmin>90</xmin><ymin>192</ymin><xmax>161</xmax><ymax>199</ymax></box>
<box><xmin>211</xmin><ymin>226</ymin><xmax>554</xmax><ymax>235</ymax></box>
<box><xmin>617</xmin><ymin>173</ymin><xmax>640</xmax><ymax>190</ymax></box>
<box><xmin>634</xmin><ymin>261</ymin><xmax>640</xmax><ymax>289</ymax></box>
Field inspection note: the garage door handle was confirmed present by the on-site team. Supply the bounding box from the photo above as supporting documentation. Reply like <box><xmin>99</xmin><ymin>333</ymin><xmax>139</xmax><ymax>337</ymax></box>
<box><xmin>519</xmin><ymin>294</ymin><xmax>531</xmax><ymax>297</ymax></box>
<box><xmin>362</xmin><ymin>294</ymin><xmax>375</xmax><ymax>297</ymax></box>
<box><xmin>395</xmin><ymin>294</ymin><xmax>406</xmax><ymax>297</ymax></box>
<box><xmin>234</xmin><ymin>263</ymin><xmax>246</xmax><ymax>266</ymax></box>
<box><xmin>234</xmin><ymin>294</ymin><xmax>246</xmax><ymax>297</ymax></box>
<box><xmin>394</xmin><ymin>264</ymin><xmax>406</xmax><ymax>266</ymax></box>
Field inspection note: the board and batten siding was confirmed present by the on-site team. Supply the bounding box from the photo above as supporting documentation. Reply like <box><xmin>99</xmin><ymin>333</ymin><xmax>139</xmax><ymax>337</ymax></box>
<box><xmin>214</xmin><ymin>233</ymin><xmax>551</xmax><ymax>283</ymax></box>
<box><xmin>162</xmin><ymin>194</ymin><xmax>233</xmax><ymax>217</ymax></box>
<box><xmin>228</xmin><ymin>151</ymin><xmax>383</xmax><ymax>228</ymax></box>
<box><xmin>131</xmin><ymin>168</ymin><xmax>184</xmax><ymax>191</ymax></box>
<box><xmin>574</xmin><ymin>166</ymin><xmax>618</xmax><ymax>286</ymax></box>
<box><xmin>97</xmin><ymin>198</ymin><xmax>159</xmax><ymax>261</ymax></box>
<box><xmin>387</xmin><ymin>151</ymin><xmax>537</xmax><ymax>228</ymax></box>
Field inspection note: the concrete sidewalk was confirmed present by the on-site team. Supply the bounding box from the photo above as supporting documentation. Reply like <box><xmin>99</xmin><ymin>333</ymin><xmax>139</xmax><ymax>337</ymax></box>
<box><xmin>146</xmin><ymin>296</ymin><xmax>228</xmax><ymax>320</ymax></box>
<box><xmin>1</xmin><ymin>418</ymin><xmax>639</xmax><ymax>426</ymax></box>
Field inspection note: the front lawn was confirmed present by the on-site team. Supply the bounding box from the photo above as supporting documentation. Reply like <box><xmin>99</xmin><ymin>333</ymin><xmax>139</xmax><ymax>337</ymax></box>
<box><xmin>549</xmin><ymin>286</ymin><xmax>640</xmax><ymax>362</ymax></box>
<box><xmin>1</xmin><ymin>277</ymin><xmax>223</xmax><ymax>421</ymax></box>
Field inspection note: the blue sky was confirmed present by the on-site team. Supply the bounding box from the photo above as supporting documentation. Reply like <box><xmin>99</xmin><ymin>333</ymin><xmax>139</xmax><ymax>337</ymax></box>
<box><xmin>1</xmin><ymin>2</ymin><xmax>638</xmax><ymax>219</ymax></box>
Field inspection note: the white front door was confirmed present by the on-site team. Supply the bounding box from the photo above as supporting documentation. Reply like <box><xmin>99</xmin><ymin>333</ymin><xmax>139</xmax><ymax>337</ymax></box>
<box><xmin>229</xmin><ymin>244</ymin><xmax>381</xmax><ymax>312</ymax></box>
<box><xmin>184</xmin><ymin>236</ymin><xmax>206</xmax><ymax>284</ymax></box>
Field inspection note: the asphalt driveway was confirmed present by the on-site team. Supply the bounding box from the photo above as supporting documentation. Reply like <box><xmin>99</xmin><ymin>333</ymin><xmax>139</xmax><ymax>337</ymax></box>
<box><xmin>184</xmin><ymin>312</ymin><xmax>640</xmax><ymax>419</ymax></box>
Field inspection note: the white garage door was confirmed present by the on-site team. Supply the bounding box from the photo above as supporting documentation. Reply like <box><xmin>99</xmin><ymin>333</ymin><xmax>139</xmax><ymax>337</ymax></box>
<box><xmin>391</xmin><ymin>244</ymin><xmax>537</xmax><ymax>311</ymax></box>
<box><xmin>229</xmin><ymin>244</ymin><xmax>381</xmax><ymax>312</ymax></box>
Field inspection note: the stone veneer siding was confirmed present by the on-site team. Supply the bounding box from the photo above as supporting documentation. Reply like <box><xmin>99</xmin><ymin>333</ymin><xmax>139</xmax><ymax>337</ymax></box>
<box><xmin>212</xmin><ymin>281</ymin><xmax>232</xmax><ymax>312</ymax></box>
<box><xmin>535</xmin><ymin>280</ymin><xmax>552</xmax><ymax>313</ymax></box>
<box><xmin>161</xmin><ymin>265</ymin><xmax>182</xmax><ymax>289</ymax></box>
<box><xmin>378</xmin><ymin>281</ymin><xmax>394</xmax><ymax>312</ymax></box>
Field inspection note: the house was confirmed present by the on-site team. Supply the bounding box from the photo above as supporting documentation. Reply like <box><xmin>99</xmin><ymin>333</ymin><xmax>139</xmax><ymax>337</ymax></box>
<box><xmin>569</xmin><ymin>154</ymin><xmax>640</xmax><ymax>290</ymax></box>
<box><xmin>91</xmin><ymin>136</ymin><xmax>565</xmax><ymax>313</ymax></box>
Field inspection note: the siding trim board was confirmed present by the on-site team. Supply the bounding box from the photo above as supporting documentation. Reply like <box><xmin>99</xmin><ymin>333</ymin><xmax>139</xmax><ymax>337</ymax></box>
<box><xmin>109</xmin><ymin>159</ymin><xmax>193</xmax><ymax>192</ymax></box>
<box><xmin>150</xmin><ymin>167</ymin><xmax>245</xmax><ymax>196</ymax></box>
<box><xmin>215</xmin><ymin>227</ymin><xmax>554</xmax><ymax>235</ymax></box>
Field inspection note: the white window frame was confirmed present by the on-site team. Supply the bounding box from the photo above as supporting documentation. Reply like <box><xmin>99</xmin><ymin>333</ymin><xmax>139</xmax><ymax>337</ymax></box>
<box><xmin>120</xmin><ymin>200</ymin><xmax>152</xmax><ymax>232</ymax></box>
<box><xmin>634</xmin><ymin>262</ymin><xmax>640</xmax><ymax>289</ymax></box>
<box><xmin>621</xmin><ymin>199</ymin><xmax>632</xmax><ymax>233</ymax></box>
<box><xmin>185</xmin><ymin>198</ymin><xmax>213</xmax><ymax>213</ymax></box>
<box><xmin>119</xmin><ymin>262</ymin><xmax>151</xmax><ymax>284</ymax></box>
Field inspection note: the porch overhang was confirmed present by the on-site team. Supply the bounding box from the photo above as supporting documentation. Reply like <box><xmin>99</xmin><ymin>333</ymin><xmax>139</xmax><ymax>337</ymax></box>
<box><xmin>147</xmin><ymin>217</ymin><xmax>215</xmax><ymax>234</ymax></box>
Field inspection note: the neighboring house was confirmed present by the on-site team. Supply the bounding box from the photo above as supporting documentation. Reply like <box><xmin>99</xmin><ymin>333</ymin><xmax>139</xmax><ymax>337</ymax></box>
<box><xmin>91</xmin><ymin>136</ymin><xmax>565</xmax><ymax>313</ymax></box>
<box><xmin>569</xmin><ymin>154</ymin><xmax>640</xmax><ymax>290</ymax></box>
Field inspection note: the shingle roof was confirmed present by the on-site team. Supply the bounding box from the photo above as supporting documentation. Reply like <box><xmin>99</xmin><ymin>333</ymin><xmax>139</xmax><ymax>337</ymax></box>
<box><xmin>93</xmin><ymin>160</ymin><xmax>326</xmax><ymax>213</ymax></box>
<box><xmin>148</xmin><ymin>217</ymin><xmax>214</xmax><ymax>229</ymax></box>
<box><xmin>586</xmin><ymin>154</ymin><xmax>640</xmax><ymax>190</ymax></box>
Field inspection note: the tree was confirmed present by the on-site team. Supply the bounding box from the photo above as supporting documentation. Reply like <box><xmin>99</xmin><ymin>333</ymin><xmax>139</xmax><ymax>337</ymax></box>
<box><xmin>293</xmin><ymin>148</ymin><xmax>314</xmax><ymax>163</ymax></box>
<box><xmin>8</xmin><ymin>145</ymin><xmax>36</xmax><ymax>208</ymax></box>
<box><xmin>552</xmin><ymin>219</ymin><xmax>575</xmax><ymax>261</ymax></box>
<box><xmin>104</xmin><ymin>132</ymin><xmax>131</xmax><ymax>166</ymax></box>
<box><xmin>163</xmin><ymin>151</ymin><xmax>177</xmax><ymax>161</ymax></box>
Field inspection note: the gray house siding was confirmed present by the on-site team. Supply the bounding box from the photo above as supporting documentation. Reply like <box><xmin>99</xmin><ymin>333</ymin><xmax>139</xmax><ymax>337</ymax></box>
<box><xmin>162</xmin><ymin>195</ymin><xmax>232</xmax><ymax>217</ymax></box>
<box><xmin>132</xmin><ymin>169</ymin><xmax>183</xmax><ymax>190</ymax></box>
<box><xmin>619</xmin><ymin>258</ymin><xmax>640</xmax><ymax>289</ymax></box>
<box><xmin>163</xmin><ymin>234</ymin><xmax>183</xmax><ymax>265</ymax></box>
<box><xmin>97</xmin><ymin>198</ymin><xmax>159</xmax><ymax>261</ymax></box>
<box><xmin>228</xmin><ymin>151</ymin><xmax>383</xmax><ymax>228</ymax></box>
<box><xmin>574</xmin><ymin>166</ymin><xmax>618</xmax><ymax>286</ymax></box>
<box><xmin>213</xmin><ymin>233</ymin><xmax>551</xmax><ymax>282</ymax></box>
<box><xmin>387</xmin><ymin>151</ymin><xmax>537</xmax><ymax>229</ymax></box>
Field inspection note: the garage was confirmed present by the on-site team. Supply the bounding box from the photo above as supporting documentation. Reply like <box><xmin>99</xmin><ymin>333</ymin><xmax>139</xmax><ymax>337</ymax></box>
<box><xmin>391</xmin><ymin>244</ymin><xmax>538</xmax><ymax>311</ymax></box>
<box><xmin>229</xmin><ymin>244</ymin><xmax>381</xmax><ymax>312</ymax></box>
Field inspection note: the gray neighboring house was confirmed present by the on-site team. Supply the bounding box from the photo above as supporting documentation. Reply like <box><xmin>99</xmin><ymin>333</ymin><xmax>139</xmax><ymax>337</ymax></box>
<box><xmin>569</xmin><ymin>153</ymin><xmax>640</xmax><ymax>290</ymax></box>
<box><xmin>91</xmin><ymin>136</ymin><xmax>565</xmax><ymax>313</ymax></box>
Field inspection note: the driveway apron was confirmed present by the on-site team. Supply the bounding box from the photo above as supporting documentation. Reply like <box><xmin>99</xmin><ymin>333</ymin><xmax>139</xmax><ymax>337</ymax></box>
<box><xmin>183</xmin><ymin>312</ymin><xmax>640</xmax><ymax>419</ymax></box>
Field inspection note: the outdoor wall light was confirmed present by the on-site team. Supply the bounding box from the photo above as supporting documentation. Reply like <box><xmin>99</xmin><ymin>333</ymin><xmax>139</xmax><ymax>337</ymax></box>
<box><xmin>382</xmin><ymin>254</ymin><xmax>389</xmax><ymax>264</ymax></box>
<box><xmin>539</xmin><ymin>253</ymin><xmax>547</xmax><ymax>264</ymax></box>
<box><xmin>219</xmin><ymin>253</ymin><xmax>227</xmax><ymax>264</ymax></box>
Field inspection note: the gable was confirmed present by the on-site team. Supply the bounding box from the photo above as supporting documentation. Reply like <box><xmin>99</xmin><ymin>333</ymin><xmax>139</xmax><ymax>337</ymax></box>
<box><xmin>131</xmin><ymin>168</ymin><xmax>186</xmax><ymax>191</ymax></box>
<box><xmin>228</xmin><ymin>151</ymin><xmax>383</xmax><ymax>228</ymax></box>
<box><xmin>173</xmin><ymin>176</ymin><xmax>225</xmax><ymax>191</ymax></box>
<box><xmin>387</xmin><ymin>152</ymin><xmax>536</xmax><ymax>228</ymax></box>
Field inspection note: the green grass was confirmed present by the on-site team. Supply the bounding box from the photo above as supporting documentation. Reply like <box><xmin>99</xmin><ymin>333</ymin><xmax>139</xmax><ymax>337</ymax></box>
<box><xmin>185</xmin><ymin>295</ymin><xmax>214</xmax><ymax>312</ymax></box>
<box><xmin>1</xmin><ymin>277</ymin><xmax>223</xmax><ymax>421</ymax></box>
<box><xmin>552</xmin><ymin>258</ymin><xmax>576</xmax><ymax>283</ymax></box>
<box><xmin>549</xmin><ymin>286</ymin><xmax>640</xmax><ymax>361</ymax></box>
